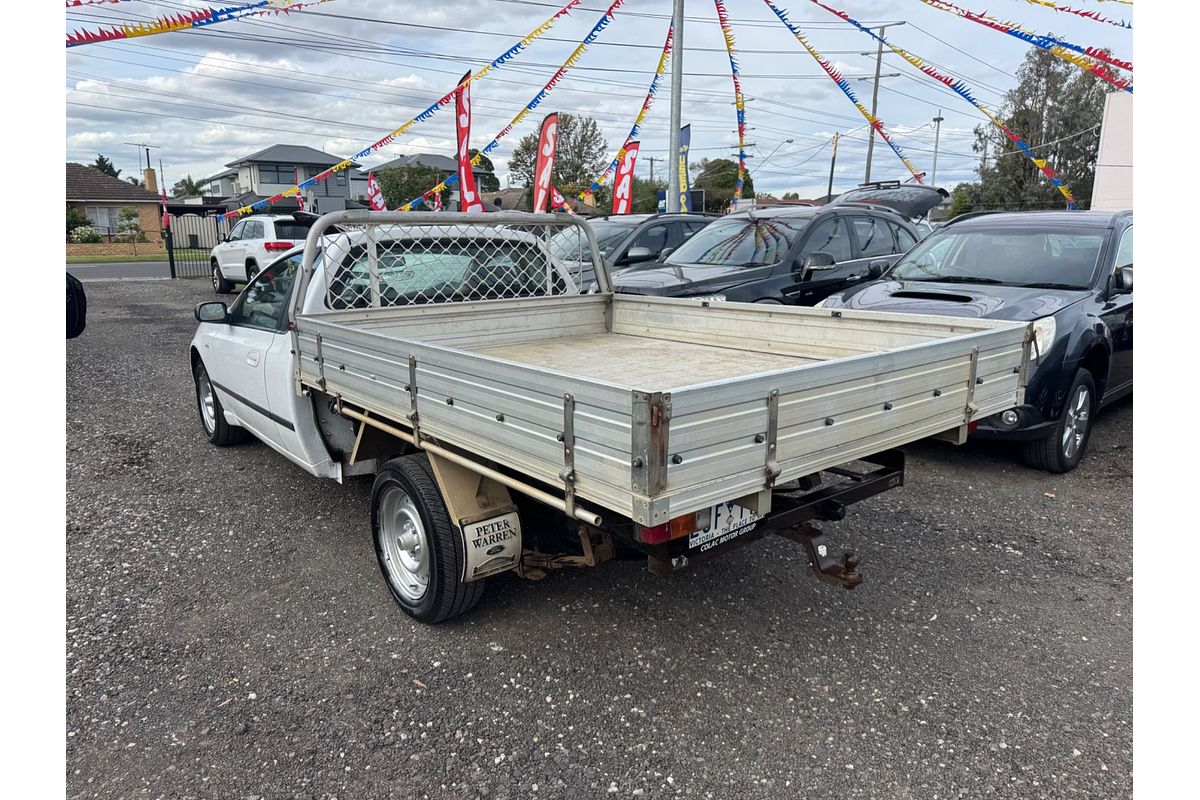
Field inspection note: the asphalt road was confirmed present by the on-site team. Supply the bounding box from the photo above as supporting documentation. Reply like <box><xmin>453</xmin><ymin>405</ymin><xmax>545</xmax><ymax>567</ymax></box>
<box><xmin>68</xmin><ymin>262</ymin><xmax>172</xmax><ymax>281</ymax></box>
<box><xmin>66</xmin><ymin>280</ymin><xmax>1132</xmax><ymax>800</ymax></box>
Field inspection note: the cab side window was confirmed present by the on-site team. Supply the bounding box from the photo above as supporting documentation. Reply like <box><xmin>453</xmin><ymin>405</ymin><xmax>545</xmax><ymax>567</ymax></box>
<box><xmin>245</xmin><ymin>221</ymin><xmax>264</xmax><ymax>240</ymax></box>
<box><xmin>229</xmin><ymin>254</ymin><xmax>301</xmax><ymax>331</ymax></box>
<box><xmin>891</xmin><ymin>221</ymin><xmax>918</xmax><ymax>252</ymax></box>
<box><xmin>851</xmin><ymin>216</ymin><xmax>897</xmax><ymax>259</ymax></box>
<box><xmin>226</xmin><ymin>221</ymin><xmax>246</xmax><ymax>241</ymax></box>
<box><xmin>801</xmin><ymin>217</ymin><xmax>854</xmax><ymax>264</ymax></box>
<box><xmin>1115</xmin><ymin>226</ymin><xmax>1133</xmax><ymax>269</ymax></box>
<box><xmin>631</xmin><ymin>224</ymin><xmax>670</xmax><ymax>258</ymax></box>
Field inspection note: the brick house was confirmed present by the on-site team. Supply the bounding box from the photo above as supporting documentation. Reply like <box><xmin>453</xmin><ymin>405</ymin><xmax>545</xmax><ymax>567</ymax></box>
<box><xmin>67</xmin><ymin>163</ymin><xmax>165</xmax><ymax>256</ymax></box>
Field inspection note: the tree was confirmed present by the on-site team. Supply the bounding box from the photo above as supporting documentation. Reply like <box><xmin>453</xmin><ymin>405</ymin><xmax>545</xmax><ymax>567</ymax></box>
<box><xmin>172</xmin><ymin>175</ymin><xmax>204</xmax><ymax>197</ymax></box>
<box><xmin>782</xmin><ymin>191</ymin><xmax>800</xmax><ymax>201</ymax></box>
<box><xmin>952</xmin><ymin>48</ymin><xmax>1108</xmax><ymax>215</ymax></box>
<box><xmin>376</xmin><ymin>164</ymin><xmax>449</xmax><ymax>209</ymax></box>
<box><xmin>67</xmin><ymin>206</ymin><xmax>91</xmax><ymax>238</ymax></box>
<box><xmin>126</xmin><ymin>176</ymin><xmax>143</xmax><ymax>187</ymax></box>
<box><xmin>508</xmin><ymin>114</ymin><xmax>609</xmax><ymax>209</ymax></box>
<box><xmin>116</xmin><ymin>206</ymin><xmax>146</xmax><ymax>243</ymax></box>
<box><xmin>691</xmin><ymin>158</ymin><xmax>756</xmax><ymax>212</ymax></box>
<box><xmin>91</xmin><ymin>155</ymin><xmax>121</xmax><ymax>179</ymax></box>
<box><xmin>469</xmin><ymin>149</ymin><xmax>501</xmax><ymax>193</ymax></box>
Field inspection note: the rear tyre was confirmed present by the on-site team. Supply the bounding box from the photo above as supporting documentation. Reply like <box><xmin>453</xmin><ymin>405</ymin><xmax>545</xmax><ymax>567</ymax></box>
<box><xmin>1021</xmin><ymin>368</ymin><xmax>1096</xmax><ymax>473</ymax></box>
<box><xmin>212</xmin><ymin>260</ymin><xmax>233</xmax><ymax>294</ymax></box>
<box><xmin>193</xmin><ymin>360</ymin><xmax>248</xmax><ymax>446</ymax></box>
<box><xmin>371</xmin><ymin>454</ymin><xmax>485</xmax><ymax>624</ymax></box>
<box><xmin>245</xmin><ymin>260</ymin><xmax>259</xmax><ymax>284</ymax></box>
<box><xmin>66</xmin><ymin>272</ymin><xmax>87</xmax><ymax>339</ymax></box>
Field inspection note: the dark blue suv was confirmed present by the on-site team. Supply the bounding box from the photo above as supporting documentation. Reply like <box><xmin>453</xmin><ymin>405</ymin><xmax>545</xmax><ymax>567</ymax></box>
<box><xmin>820</xmin><ymin>210</ymin><xmax>1133</xmax><ymax>472</ymax></box>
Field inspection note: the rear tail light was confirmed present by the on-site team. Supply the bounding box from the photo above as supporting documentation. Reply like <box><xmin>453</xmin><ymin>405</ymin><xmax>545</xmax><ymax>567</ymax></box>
<box><xmin>636</xmin><ymin>509</ymin><xmax>711</xmax><ymax>545</ymax></box>
<box><xmin>264</xmin><ymin>241</ymin><xmax>293</xmax><ymax>252</ymax></box>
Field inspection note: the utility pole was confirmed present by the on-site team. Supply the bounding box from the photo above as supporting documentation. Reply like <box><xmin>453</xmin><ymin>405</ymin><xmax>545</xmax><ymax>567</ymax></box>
<box><xmin>931</xmin><ymin>110</ymin><xmax>944</xmax><ymax>186</ymax></box>
<box><xmin>666</xmin><ymin>0</ymin><xmax>685</xmax><ymax>213</ymax></box>
<box><xmin>826</xmin><ymin>132</ymin><xmax>839</xmax><ymax>202</ymax></box>
<box><xmin>862</xmin><ymin>21</ymin><xmax>904</xmax><ymax>184</ymax></box>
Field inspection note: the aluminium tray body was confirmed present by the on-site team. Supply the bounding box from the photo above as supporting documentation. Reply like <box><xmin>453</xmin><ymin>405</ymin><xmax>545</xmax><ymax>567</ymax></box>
<box><xmin>295</xmin><ymin>294</ymin><xmax>1030</xmax><ymax>525</ymax></box>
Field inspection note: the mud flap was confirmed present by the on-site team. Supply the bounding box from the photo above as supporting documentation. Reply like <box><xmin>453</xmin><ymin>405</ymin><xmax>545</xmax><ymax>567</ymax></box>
<box><xmin>425</xmin><ymin>452</ymin><xmax>522</xmax><ymax>582</ymax></box>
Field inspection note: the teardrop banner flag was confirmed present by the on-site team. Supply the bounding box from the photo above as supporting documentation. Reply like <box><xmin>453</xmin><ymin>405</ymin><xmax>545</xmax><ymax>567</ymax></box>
<box><xmin>454</xmin><ymin>71</ymin><xmax>485</xmax><ymax>213</ymax></box>
<box><xmin>366</xmin><ymin>173</ymin><xmax>387</xmax><ymax>211</ymax></box>
<box><xmin>612</xmin><ymin>141</ymin><xmax>641</xmax><ymax>215</ymax></box>
<box><xmin>534</xmin><ymin>113</ymin><xmax>560</xmax><ymax>214</ymax></box>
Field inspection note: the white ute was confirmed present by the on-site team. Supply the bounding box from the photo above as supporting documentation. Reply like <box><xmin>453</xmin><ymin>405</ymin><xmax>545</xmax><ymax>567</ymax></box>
<box><xmin>190</xmin><ymin>211</ymin><xmax>1034</xmax><ymax>623</ymax></box>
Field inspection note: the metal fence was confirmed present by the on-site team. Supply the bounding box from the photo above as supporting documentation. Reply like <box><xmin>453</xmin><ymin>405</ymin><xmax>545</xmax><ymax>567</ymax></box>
<box><xmin>165</xmin><ymin>212</ymin><xmax>231</xmax><ymax>278</ymax></box>
<box><xmin>292</xmin><ymin>212</ymin><xmax>609</xmax><ymax>315</ymax></box>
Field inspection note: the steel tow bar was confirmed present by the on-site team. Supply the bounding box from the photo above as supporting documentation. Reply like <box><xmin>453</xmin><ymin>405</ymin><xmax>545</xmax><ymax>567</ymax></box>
<box><xmin>777</xmin><ymin>524</ymin><xmax>863</xmax><ymax>589</ymax></box>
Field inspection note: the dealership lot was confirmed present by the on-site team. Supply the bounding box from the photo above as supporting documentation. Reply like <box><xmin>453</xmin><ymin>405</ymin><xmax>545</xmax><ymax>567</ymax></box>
<box><xmin>66</xmin><ymin>279</ymin><xmax>1131</xmax><ymax>799</ymax></box>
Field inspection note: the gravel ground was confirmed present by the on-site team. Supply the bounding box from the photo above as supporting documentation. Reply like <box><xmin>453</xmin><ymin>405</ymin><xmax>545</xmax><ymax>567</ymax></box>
<box><xmin>66</xmin><ymin>280</ymin><xmax>1132</xmax><ymax>800</ymax></box>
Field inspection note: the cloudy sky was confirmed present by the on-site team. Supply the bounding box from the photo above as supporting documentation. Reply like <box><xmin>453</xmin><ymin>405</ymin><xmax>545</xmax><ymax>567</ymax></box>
<box><xmin>64</xmin><ymin>0</ymin><xmax>1132</xmax><ymax>199</ymax></box>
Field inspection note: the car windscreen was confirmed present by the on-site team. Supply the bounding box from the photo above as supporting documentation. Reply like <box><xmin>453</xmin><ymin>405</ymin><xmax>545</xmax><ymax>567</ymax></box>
<box><xmin>272</xmin><ymin>221</ymin><xmax>314</xmax><ymax>240</ymax></box>
<box><xmin>665</xmin><ymin>216</ymin><xmax>809</xmax><ymax>267</ymax></box>
<box><xmin>890</xmin><ymin>228</ymin><xmax>1105</xmax><ymax>289</ymax></box>
<box><xmin>550</xmin><ymin>221</ymin><xmax>638</xmax><ymax>262</ymax></box>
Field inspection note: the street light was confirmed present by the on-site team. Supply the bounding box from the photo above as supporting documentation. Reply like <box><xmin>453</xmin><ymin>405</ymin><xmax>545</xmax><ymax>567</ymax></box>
<box><xmin>751</xmin><ymin>138</ymin><xmax>794</xmax><ymax>175</ymax></box>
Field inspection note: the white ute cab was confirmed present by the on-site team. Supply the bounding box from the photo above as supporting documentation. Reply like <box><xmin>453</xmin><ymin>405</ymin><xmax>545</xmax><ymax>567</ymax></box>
<box><xmin>189</xmin><ymin>211</ymin><xmax>1033</xmax><ymax>624</ymax></box>
<box><xmin>210</xmin><ymin>213</ymin><xmax>314</xmax><ymax>294</ymax></box>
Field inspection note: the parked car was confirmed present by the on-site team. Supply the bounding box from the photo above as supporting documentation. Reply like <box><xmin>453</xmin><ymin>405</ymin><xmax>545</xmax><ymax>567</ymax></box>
<box><xmin>550</xmin><ymin>213</ymin><xmax>715</xmax><ymax>289</ymax></box>
<box><xmin>609</xmin><ymin>197</ymin><xmax>938</xmax><ymax>304</ymax></box>
<box><xmin>67</xmin><ymin>272</ymin><xmax>86</xmax><ymax>339</ymax></box>
<box><xmin>210</xmin><ymin>213</ymin><xmax>315</xmax><ymax>294</ymax></box>
<box><xmin>818</xmin><ymin>210</ymin><xmax>1133</xmax><ymax>472</ymax></box>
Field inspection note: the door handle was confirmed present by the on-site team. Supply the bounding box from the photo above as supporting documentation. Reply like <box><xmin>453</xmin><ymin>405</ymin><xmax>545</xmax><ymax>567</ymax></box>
<box><xmin>846</xmin><ymin>274</ymin><xmax>862</xmax><ymax>282</ymax></box>
<box><xmin>246</xmin><ymin>350</ymin><xmax>261</xmax><ymax>367</ymax></box>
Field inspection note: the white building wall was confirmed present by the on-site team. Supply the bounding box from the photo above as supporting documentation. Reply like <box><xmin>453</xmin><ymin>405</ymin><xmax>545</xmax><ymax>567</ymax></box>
<box><xmin>1091</xmin><ymin>91</ymin><xmax>1132</xmax><ymax>211</ymax></box>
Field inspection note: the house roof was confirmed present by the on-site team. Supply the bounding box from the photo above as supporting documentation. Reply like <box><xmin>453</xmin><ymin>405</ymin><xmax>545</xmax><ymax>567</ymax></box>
<box><xmin>372</xmin><ymin>153</ymin><xmax>459</xmax><ymax>173</ymax></box>
<box><xmin>203</xmin><ymin>167</ymin><xmax>238</xmax><ymax>182</ymax></box>
<box><xmin>66</xmin><ymin>163</ymin><xmax>161</xmax><ymax>203</ymax></box>
<box><xmin>225</xmin><ymin>144</ymin><xmax>357</xmax><ymax>168</ymax></box>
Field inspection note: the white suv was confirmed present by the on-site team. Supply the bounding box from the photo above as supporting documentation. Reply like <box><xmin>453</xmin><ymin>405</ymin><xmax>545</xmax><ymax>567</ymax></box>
<box><xmin>210</xmin><ymin>214</ymin><xmax>312</xmax><ymax>294</ymax></box>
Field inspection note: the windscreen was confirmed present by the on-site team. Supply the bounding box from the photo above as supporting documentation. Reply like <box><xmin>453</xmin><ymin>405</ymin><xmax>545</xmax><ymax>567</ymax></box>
<box><xmin>891</xmin><ymin>228</ymin><xmax>1105</xmax><ymax>289</ymax></box>
<box><xmin>665</xmin><ymin>216</ymin><xmax>809</xmax><ymax>267</ymax></box>
<box><xmin>550</xmin><ymin>221</ymin><xmax>637</xmax><ymax>263</ymax></box>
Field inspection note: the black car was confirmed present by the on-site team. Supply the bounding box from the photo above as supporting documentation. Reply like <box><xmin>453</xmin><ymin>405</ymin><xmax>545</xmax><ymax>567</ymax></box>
<box><xmin>819</xmin><ymin>210</ymin><xmax>1133</xmax><ymax>473</ymax></box>
<box><xmin>67</xmin><ymin>272</ymin><xmax>87</xmax><ymax>339</ymax></box>
<box><xmin>609</xmin><ymin>190</ymin><xmax>941</xmax><ymax>304</ymax></box>
<box><xmin>549</xmin><ymin>213</ymin><xmax>716</xmax><ymax>289</ymax></box>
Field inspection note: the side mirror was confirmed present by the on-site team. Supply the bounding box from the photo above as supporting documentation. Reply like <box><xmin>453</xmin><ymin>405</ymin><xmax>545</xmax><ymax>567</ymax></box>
<box><xmin>1115</xmin><ymin>265</ymin><xmax>1132</xmax><ymax>292</ymax></box>
<box><xmin>867</xmin><ymin>259</ymin><xmax>890</xmax><ymax>280</ymax></box>
<box><xmin>624</xmin><ymin>246</ymin><xmax>655</xmax><ymax>264</ymax></box>
<box><xmin>195</xmin><ymin>301</ymin><xmax>229</xmax><ymax>323</ymax></box>
<box><xmin>800</xmin><ymin>251</ymin><xmax>837</xmax><ymax>272</ymax></box>
<box><xmin>659</xmin><ymin>246</ymin><xmax>675</xmax><ymax>260</ymax></box>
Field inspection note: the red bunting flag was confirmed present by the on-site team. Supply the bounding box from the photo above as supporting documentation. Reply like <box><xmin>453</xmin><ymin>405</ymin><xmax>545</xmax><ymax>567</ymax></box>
<box><xmin>454</xmin><ymin>71</ymin><xmax>485</xmax><ymax>212</ymax></box>
<box><xmin>366</xmin><ymin>172</ymin><xmax>387</xmax><ymax>211</ymax></box>
<box><xmin>550</xmin><ymin>186</ymin><xmax>576</xmax><ymax>215</ymax></box>
<box><xmin>533</xmin><ymin>113</ymin><xmax>559</xmax><ymax>213</ymax></box>
<box><xmin>611</xmin><ymin>141</ymin><xmax>641</xmax><ymax>215</ymax></box>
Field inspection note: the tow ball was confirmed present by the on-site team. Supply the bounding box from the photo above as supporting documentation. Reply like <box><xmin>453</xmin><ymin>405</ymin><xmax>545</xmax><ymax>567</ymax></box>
<box><xmin>778</xmin><ymin>523</ymin><xmax>863</xmax><ymax>590</ymax></box>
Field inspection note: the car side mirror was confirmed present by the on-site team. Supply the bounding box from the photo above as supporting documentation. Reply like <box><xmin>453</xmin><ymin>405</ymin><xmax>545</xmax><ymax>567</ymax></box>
<box><xmin>623</xmin><ymin>246</ymin><xmax>655</xmax><ymax>264</ymax></box>
<box><xmin>1115</xmin><ymin>265</ymin><xmax>1132</xmax><ymax>292</ymax></box>
<box><xmin>659</xmin><ymin>246</ymin><xmax>674</xmax><ymax>260</ymax></box>
<box><xmin>867</xmin><ymin>259</ymin><xmax>890</xmax><ymax>280</ymax></box>
<box><xmin>799</xmin><ymin>251</ymin><xmax>837</xmax><ymax>272</ymax></box>
<box><xmin>195</xmin><ymin>301</ymin><xmax>229</xmax><ymax>323</ymax></box>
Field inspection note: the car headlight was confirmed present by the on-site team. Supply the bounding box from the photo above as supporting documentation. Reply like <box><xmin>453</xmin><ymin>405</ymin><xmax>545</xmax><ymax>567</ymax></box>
<box><xmin>814</xmin><ymin>296</ymin><xmax>833</xmax><ymax>308</ymax></box>
<box><xmin>1031</xmin><ymin>316</ymin><xmax>1057</xmax><ymax>360</ymax></box>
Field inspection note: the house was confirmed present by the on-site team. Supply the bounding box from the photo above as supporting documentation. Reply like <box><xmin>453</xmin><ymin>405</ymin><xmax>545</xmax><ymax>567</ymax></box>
<box><xmin>66</xmin><ymin>163</ymin><xmax>165</xmax><ymax>254</ymax></box>
<box><xmin>210</xmin><ymin>144</ymin><xmax>361</xmax><ymax>212</ymax></box>
<box><xmin>482</xmin><ymin>188</ymin><xmax>527</xmax><ymax>210</ymax></box>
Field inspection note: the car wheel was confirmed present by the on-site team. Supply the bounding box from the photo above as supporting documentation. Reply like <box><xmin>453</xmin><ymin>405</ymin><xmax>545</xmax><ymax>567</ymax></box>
<box><xmin>371</xmin><ymin>454</ymin><xmax>485</xmax><ymax>624</ymax></box>
<box><xmin>246</xmin><ymin>261</ymin><xmax>259</xmax><ymax>284</ymax></box>
<box><xmin>193</xmin><ymin>360</ymin><xmax>248</xmax><ymax>446</ymax></box>
<box><xmin>1021</xmin><ymin>368</ymin><xmax>1096</xmax><ymax>473</ymax></box>
<box><xmin>212</xmin><ymin>260</ymin><xmax>233</xmax><ymax>294</ymax></box>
